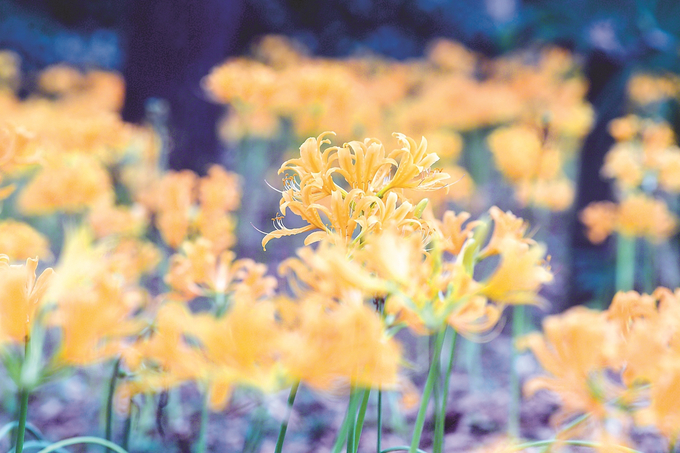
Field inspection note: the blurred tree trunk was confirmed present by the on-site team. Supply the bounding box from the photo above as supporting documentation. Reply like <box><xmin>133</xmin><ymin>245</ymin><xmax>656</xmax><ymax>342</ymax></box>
<box><xmin>121</xmin><ymin>0</ymin><xmax>245</xmax><ymax>173</ymax></box>
<box><xmin>568</xmin><ymin>49</ymin><xmax>627</xmax><ymax>307</ymax></box>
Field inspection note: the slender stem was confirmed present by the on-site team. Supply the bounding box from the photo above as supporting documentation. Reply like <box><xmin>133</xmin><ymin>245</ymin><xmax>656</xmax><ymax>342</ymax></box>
<box><xmin>214</xmin><ymin>292</ymin><xmax>228</xmax><ymax>318</ymax></box>
<box><xmin>195</xmin><ymin>391</ymin><xmax>210</xmax><ymax>453</ymax></box>
<box><xmin>616</xmin><ymin>234</ymin><xmax>636</xmax><ymax>292</ymax></box>
<box><xmin>353</xmin><ymin>389</ymin><xmax>370</xmax><ymax>453</ymax></box>
<box><xmin>274</xmin><ymin>381</ymin><xmax>300</xmax><ymax>453</ymax></box>
<box><xmin>35</xmin><ymin>437</ymin><xmax>129</xmax><ymax>453</ymax></box>
<box><xmin>346</xmin><ymin>388</ymin><xmax>360</xmax><ymax>453</ymax></box>
<box><xmin>508</xmin><ymin>305</ymin><xmax>525</xmax><ymax>438</ymax></box>
<box><xmin>241</xmin><ymin>405</ymin><xmax>266</xmax><ymax>453</ymax></box>
<box><xmin>15</xmin><ymin>337</ymin><xmax>31</xmax><ymax>453</ymax></box>
<box><xmin>14</xmin><ymin>390</ymin><xmax>29</xmax><ymax>453</ymax></box>
<box><xmin>463</xmin><ymin>339</ymin><xmax>481</xmax><ymax>393</ymax></box>
<box><xmin>409</xmin><ymin>329</ymin><xmax>446</xmax><ymax>453</ymax></box>
<box><xmin>104</xmin><ymin>358</ymin><xmax>121</xmax><ymax>451</ymax></box>
<box><xmin>376</xmin><ymin>390</ymin><xmax>382</xmax><ymax>453</ymax></box>
<box><xmin>642</xmin><ymin>240</ymin><xmax>655</xmax><ymax>293</ymax></box>
<box><xmin>121</xmin><ymin>401</ymin><xmax>133</xmax><ymax>451</ymax></box>
<box><xmin>331</xmin><ymin>391</ymin><xmax>361</xmax><ymax>453</ymax></box>
<box><xmin>376</xmin><ymin>298</ymin><xmax>385</xmax><ymax>453</ymax></box>
<box><xmin>433</xmin><ymin>329</ymin><xmax>457</xmax><ymax>453</ymax></box>
<box><xmin>431</xmin><ymin>333</ymin><xmax>442</xmax><ymax>452</ymax></box>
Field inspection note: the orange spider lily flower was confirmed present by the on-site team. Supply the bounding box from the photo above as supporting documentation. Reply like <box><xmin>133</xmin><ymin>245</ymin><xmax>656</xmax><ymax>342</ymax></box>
<box><xmin>430</xmin><ymin>210</ymin><xmax>477</xmax><ymax>255</ymax></box>
<box><xmin>154</xmin><ymin>170</ymin><xmax>197</xmax><ymax>249</ymax></box>
<box><xmin>481</xmin><ymin>237</ymin><xmax>553</xmax><ymax>306</ymax></box>
<box><xmin>636</xmin><ymin>359</ymin><xmax>680</xmax><ymax>444</ymax></box>
<box><xmin>0</xmin><ymin>123</ymin><xmax>40</xmax><ymax>200</ymax></box>
<box><xmin>617</xmin><ymin>194</ymin><xmax>677</xmax><ymax>242</ymax></box>
<box><xmin>166</xmin><ymin>237</ymin><xmax>276</xmax><ymax>301</ymax></box>
<box><xmin>117</xmin><ymin>303</ymin><xmax>205</xmax><ymax>410</ymax></box>
<box><xmin>0</xmin><ymin>255</ymin><xmax>53</xmax><ymax>344</ymax></box>
<box><xmin>480</xmin><ymin>206</ymin><xmax>530</xmax><ymax>258</ymax></box>
<box><xmin>185</xmin><ymin>297</ymin><xmax>284</xmax><ymax>411</ymax></box>
<box><xmin>606</xmin><ymin>290</ymin><xmax>659</xmax><ymax>338</ymax></box>
<box><xmin>278</xmin><ymin>132</ymin><xmax>339</xmax><ymax>194</ymax></box>
<box><xmin>50</xmin><ymin>277</ymin><xmax>145</xmax><ymax>366</ymax></box>
<box><xmin>88</xmin><ymin>200</ymin><xmax>148</xmax><ymax>239</ymax></box>
<box><xmin>278</xmin><ymin>237</ymin><xmax>386</xmax><ymax>301</ymax></box>
<box><xmin>18</xmin><ymin>153</ymin><xmax>113</xmax><ymax>215</ymax></box>
<box><xmin>377</xmin><ymin>133</ymin><xmax>446</xmax><ymax>195</ymax></box>
<box><xmin>580</xmin><ymin>201</ymin><xmax>617</xmax><ymax>244</ymax></box>
<box><xmin>283</xmin><ymin>295</ymin><xmax>401</xmax><ymax>391</ymax></box>
<box><xmin>262</xmin><ymin>132</ymin><xmax>449</xmax><ymax>249</ymax></box>
<box><xmin>519</xmin><ymin>307</ymin><xmax>620</xmax><ymax>421</ymax></box>
<box><xmin>0</xmin><ymin>220</ymin><xmax>51</xmax><ymax>261</ymax></box>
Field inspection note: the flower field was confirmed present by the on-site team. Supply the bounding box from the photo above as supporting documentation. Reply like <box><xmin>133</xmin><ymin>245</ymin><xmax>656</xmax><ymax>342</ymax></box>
<box><xmin>1</xmin><ymin>34</ymin><xmax>680</xmax><ymax>453</ymax></box>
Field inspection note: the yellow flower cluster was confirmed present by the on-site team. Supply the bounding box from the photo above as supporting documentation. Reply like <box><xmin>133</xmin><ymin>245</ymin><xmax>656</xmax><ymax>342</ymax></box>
<box><xmin>0</xmin><ymin>58</ymin><xmax>158</xmax><ymax>217</ymax></box>
<box><xmin>0</xmin><ymin>220</ymin><xmax>51</xmax><ymax>261</ymax></box>
<box><xmin>102</xmin><ymin>132</ymin><xmax>551</xmax><ymax>413</ymax></box>
<box><xmin>0</xmin><ymin>50</ymin><xmax>579</xmax><ymax>451</ymax></box>
<box><xmin>131</xmin><ymin>165</ymin><xmax>241</xmax><ymax>251</ymax></box>
<box><xmin>582</xmin><ymin>115</ymin><xmax>680</xmax><ymax>244</ymax></box>
<box><xmin>627</xmin><ymin>73</ymin><xmax>680</xmax><ymax>106</ymax></box>
<box><xmin>206</xmin><ymin>37</ymin><xmax>591</xmax><ymax>141</ymax></box>
<box><xmin>521</xmin><ymin>288</ymin><xmax>680</xmax><ymax>446</ymax></box>
<box><xmin>603</xmin><ymin>116</ymin><xmax>680</xmax><ymax>192</ymax></box>
<box><xmin>580</xmin><ymin>194</ymin><xmax>677</xmax><ymax>243</ymax></box>
<box><xmin>487</xmin><ymin>124</ymin><xmax>575</xmax><ymax>211</ymax></box>
<box><xmin>262</xmin><ymin>131</ymin><xmax>449</xmax><ymax>249</ymax></box>
<box><xmin>204</xmin><ymin>36</ymin><xmax>593</xmax><ymax>211</ymax></box>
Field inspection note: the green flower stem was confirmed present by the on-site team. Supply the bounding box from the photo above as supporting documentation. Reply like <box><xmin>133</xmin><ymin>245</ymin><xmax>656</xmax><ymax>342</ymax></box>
<box><xmin>465</xmin><ymin>129</ymin><xmax>490</xmax><ymax>186</ymax></box>
<box><xmin>508</xmin><ymin>305</ymin><xmax>525</xmax><ymax>438</ymax></box>
<box><xmin>642</xmin><ymin>240</ymin><xmax>655</xmax><ymax>294</ymax></box>
<box><xmin>242</xmin><ymin>405</ymin><xmax>267</xmax><ymax>453</ymax></box>
<box><xmin>432</xmin><ymin>357</ymin><xmax>441</xmax><ymax>451</ymax></box>
<box><xmin>121</xmin><ymin>401</ymin><xmax>133</xmax><ymax>452</ymax></box>
<box><xmin>463</xmin><ymin>339</ymin><xmax>481</xmax><ymax>393</ymax></box>
<box><xmin>352</xmin><ymin>389</ymin><xmax>371</xmax><ymax>453</ymax></box>
<box><xmin>35</xmin><ymin>437</ymin><xmax>129</xmax><ymax>453</ymax></box>
<box><xmin>345</xmin><ymin>388</ymin><xmax>360</xmax><ymax>453</ymax></box>
<box><xmin>377</xmin><ymin>298</ymin><xmax>385</xmax><ymax>453</ymax></box>
<box><xmin>14</xmin><ymin>389</ymin><xmax>29</xmax><ymax>453</ymax></box>
<box><xmin>514</xmin><ymin>439</ymin><xmax>642</xmax><ymax>452</ymax></box>
<box><xmin>331</xmin><ymin>390</ymin><xmax>361</xmax><ymax>453</ymax></box>
<box><xmin>433</xmin><ymin>329</ymin><xmax>457</xmax><ymax>453</ymax></box>
<box><xmin>274</xmin><ymin>381</ymin><xmax>300</xmax><ymax>453</ymax></box>
<box><xmin>15</xmin><ymin>337</ymin><xmax>31</xmax><ymax>453</ymax></box>
<box><xmin>409</xmin><ymin>329</ymin><xmax>446</xmax><ymax>453</ymax></box>
<box><xmin>104</xmin><ymin>358</ymin><xmax>121</xmax><ymax>451</ymax></box>
<box><xmin>616</xmin><ymin>234</ymin><xmax>636</xmax><ymax>291</ymax></box>
<box><xmin>195</xmin><ymin>391</ymin><xmax>210</xmax><ymax>453</ymax></box>
<box><xmin>214</xmin><ymin>291</ymin><xmax>228</xmax><ymax>318</ymax></box>
<box><xmin>376</xmin><ymin>390</ymin><xmax>382</xmax><ymax>453</ymax></box>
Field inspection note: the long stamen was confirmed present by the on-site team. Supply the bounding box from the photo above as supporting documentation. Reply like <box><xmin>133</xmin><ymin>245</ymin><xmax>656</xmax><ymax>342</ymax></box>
<box><xmin>264</xmin><ymin>179</ymin><xmax>285</xmax><ymax>194</ymax></box>
<box><xmin>272</xmin><ymin>213</ymin><xmax>286</xmax><ymax>230</ymax></box>
<box><xmin>250</xmin><ymin>223</ymin><xmax>269</xmax><ymax>236</ymax></box>
<box><xmin>282</xmin><ymin>174</ymin><xmax>300</xmax><ymax>191</ymax></box>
